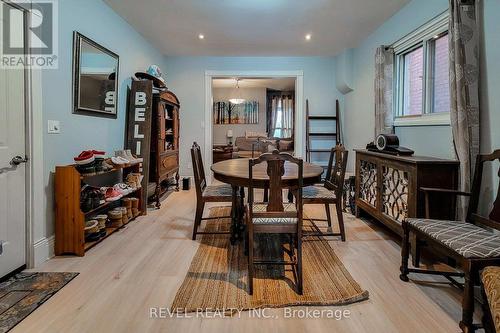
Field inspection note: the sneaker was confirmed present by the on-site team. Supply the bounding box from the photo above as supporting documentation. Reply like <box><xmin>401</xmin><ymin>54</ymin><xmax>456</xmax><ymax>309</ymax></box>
<box><xmin>113</xmin><ymin>183</ymin><xmax>133</xmax><ymax>195</ymax></box>
<box><xmin>104</xmin><ymin>187</ymin><xmax>122</xmax><ymax>202</ymax></box>
<box><xmin>111</xmin><ymin>156</ymin><xmax>129</xmax><ymax>165</ymax></box>
<box><xmin>74</xmin><ymin>151</ymin><xmax>95</xmax><ymax>165</ymax></box>
<box><xmin>124</xmin><ymin>149</ymin><xmax>143</xmax><ymax>163</ymax></box>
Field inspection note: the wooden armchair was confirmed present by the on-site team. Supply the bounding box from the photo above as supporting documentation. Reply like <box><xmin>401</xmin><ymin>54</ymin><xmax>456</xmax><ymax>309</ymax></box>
<box><xmin>246</xmin><ymin>150</ymin><xmax>304</xmax><ymax>295</ymax></box>
<box><xmin>400</xmin><ymin>149</ymin><xmax>500</xmax><ymax>332</ymax></box>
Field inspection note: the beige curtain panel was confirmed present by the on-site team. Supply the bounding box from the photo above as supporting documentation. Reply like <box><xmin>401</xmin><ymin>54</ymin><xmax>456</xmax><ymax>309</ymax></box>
<box><xmin>374</xmin><ymin>46</ymin><xmax>395</xmax><ymax>138</ymax></box>
<box><xmin>449</xmin><ymin>0</ymin><xmax>480</xmax><ymax>218</ymax></box>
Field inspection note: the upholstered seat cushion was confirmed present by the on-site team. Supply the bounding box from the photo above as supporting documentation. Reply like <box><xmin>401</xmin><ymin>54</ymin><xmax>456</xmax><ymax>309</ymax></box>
<box><xmin>302</xmin><ymin>185</ymin><xmax>336</xmax><ymax>200</ymax></box>
<box><xmin>406</xmin><ymin>218</ymin><xmax>500</xmax><ymax>259</ymax></box>
<box><xmin>202</xmin><ymin>184</ymin><xmax>235</xmax><ymax>198</ymax></box>
<box><xmin>252</xmin><ymin>203</ymin><xmax>297</xmax><ymax>224</ymax></box>
<box><xmin>482</xmin><ymin>266</ymin><xmax>500</xmax><ymax>333</ymax></box>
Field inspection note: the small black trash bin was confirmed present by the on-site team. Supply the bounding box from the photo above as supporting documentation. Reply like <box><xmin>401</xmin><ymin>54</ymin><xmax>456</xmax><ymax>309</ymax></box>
<box><xmin>182</xmin><ymin>177</ymin><xmax>191</xmax><ymax>191</ymax></box>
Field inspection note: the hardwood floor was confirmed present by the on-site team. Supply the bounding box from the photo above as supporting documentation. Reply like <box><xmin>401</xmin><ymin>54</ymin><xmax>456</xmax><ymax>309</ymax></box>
<box><xmin>16</xmin><ymin>189</ymin><xmax>478</xmax><ymax>332</ymax></box>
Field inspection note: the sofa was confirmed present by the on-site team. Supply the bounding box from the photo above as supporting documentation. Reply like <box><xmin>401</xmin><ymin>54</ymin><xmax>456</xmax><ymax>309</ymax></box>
<box><xmin>233</xmin><ymin>136</ymin><xmax>294</xmax><ymax>158</ymax></box>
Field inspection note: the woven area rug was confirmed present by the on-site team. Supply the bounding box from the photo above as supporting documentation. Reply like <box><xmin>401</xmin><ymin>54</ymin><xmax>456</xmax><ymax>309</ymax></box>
<box><xmin>0</xmin><ymin>272</ymin><xmax>78</xmax><ymax>333</ymax></box>
<box><xmin>171</xmin><ymin>207</ymin><xmax>368</xmax><ymax>312</ymax></box>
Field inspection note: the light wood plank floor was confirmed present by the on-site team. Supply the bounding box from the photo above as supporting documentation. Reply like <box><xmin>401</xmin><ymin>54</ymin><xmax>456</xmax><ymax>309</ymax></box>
<box><xmin>15</xmin><ymin>189</ymin><xmax>479</xmax><ymax>333</ymax></box>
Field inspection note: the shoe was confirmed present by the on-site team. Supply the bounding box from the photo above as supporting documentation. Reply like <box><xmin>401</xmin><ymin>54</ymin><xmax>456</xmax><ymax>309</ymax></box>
<box><xmin>104</xmin><ymin>187</ymin><xmax>122</xmax><ymax>202</ymax></box>
<box><xmin>74</xmin><ymin>151</ymin><xmax>96</xmax><ymax>175</ymax></box>
<box><xmin>124</xmin><ymin>149</ymin><xmax>143</xmax><ymax>164</ymax></box>
<box><xmin>111</xmin><ymin>156</ymin><xmax>129</xmax><ymax>165</ymax></box>
<box><xmin>74</xmin><ymin>151</ymin><xmax>95</xmax><ymax>165</ymax></box>
<box><xmin>92</xmin><ymin>150</ymin><xmax>106</xmax><ymax>172</ymax></box>
<box><xmin>114</xmin><ymin>183</ymin><xmax>134</xmax><ymax>195</ymax></box>
<box><xmin>101</xmin><ymin>159</ymin><xmax>114</xmax><ymax>171</ymax></box>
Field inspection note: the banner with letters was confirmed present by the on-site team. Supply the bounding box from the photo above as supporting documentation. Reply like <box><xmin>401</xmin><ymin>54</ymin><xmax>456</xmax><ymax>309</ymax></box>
<box><xmin>126</xmin><ymin>79</ymin><xmax>153</xmax><ymax>213</ymax></box>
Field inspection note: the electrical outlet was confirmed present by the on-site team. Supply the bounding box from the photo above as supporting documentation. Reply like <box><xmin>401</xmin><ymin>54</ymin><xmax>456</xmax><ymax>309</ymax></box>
<box><xmin>48</xmin><ymin>120</ymin><xmax>61</xmax><ymax>134</ymax></box>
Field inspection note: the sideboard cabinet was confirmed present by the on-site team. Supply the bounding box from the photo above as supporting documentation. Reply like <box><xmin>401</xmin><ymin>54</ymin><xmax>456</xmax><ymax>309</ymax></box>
<box><xmin>355</xmin><ymin>149</ymin><xmax>459</xmax><ymax>235</ymax></box>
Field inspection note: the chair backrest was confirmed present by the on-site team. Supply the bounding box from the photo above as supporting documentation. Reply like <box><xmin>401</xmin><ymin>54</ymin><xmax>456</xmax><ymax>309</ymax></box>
<box><xmin>467</xmin><ymin>149</ymin><xmax>500</xmax><ymax>230</ymax></box>
<box><xmin>190</xmin><ymin>142</ymin><xmax>207</xmax><ymax>198</ymax></box>
<box><xmin>248</xmin><ymin>150</ymin><xmax>303</xmax><ymax>222</ymax></box>
<box><xmin>324</xmin><ymin>145</ymin><xmax>349</xmax><ymax>196</ymax></box>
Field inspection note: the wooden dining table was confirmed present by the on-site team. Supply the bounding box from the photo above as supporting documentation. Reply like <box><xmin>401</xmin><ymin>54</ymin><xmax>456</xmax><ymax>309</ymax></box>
<box><xmin>211</xmin><ymin>158</ymin><xmax>324</xmax><ymax>243</ymax></box>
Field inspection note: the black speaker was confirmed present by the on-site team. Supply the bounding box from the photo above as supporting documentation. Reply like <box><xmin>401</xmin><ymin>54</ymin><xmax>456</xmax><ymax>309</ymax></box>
<box><xmin>182</xmin><ymin>177</ymin><xmax>190</xmax><ymax>191</ymax></box>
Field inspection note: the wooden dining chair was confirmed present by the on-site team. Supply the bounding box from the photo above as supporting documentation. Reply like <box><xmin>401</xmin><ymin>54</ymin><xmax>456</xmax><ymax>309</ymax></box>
<box><xmin>297</xmin><ymin>145</ymin><xmax>348</xmax><ymax>240</ymax></box>
<box><xmin>191</xmin><ymin>142</ymin><xmax>237</xmax><ymax>240</ymax></box>
<box><xmin>246</xmin><ymin>150</ymin><xmax>304</xmax><ymax>295</ymax></box>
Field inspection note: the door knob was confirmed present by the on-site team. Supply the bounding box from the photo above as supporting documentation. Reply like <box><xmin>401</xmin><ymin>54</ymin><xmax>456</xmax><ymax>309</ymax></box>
<box><xmin>10</xmin><ymin>155</ymin><xmax>29</xmax><ymax>166</ymax></box>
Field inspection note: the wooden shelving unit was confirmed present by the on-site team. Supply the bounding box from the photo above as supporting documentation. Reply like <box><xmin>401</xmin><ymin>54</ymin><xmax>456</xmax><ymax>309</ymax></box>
<box><xmin>55</xmin><ymin>162</ymin><xmax>144</xmax><ymax>256</ymax></box>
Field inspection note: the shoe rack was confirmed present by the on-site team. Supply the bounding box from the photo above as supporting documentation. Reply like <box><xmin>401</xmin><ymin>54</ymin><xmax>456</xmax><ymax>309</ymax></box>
<box><xmin>54</xmin><ymin>162</ymin><xmax>144</xmax><ymax>256</ymax></box>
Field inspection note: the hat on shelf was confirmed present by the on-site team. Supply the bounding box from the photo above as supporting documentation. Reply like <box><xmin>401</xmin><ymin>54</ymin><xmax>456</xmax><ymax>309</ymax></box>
<box><xmin>134</xmin><ymin>65</ymin><xmax>167</xmax><ymax>90</ymax></box>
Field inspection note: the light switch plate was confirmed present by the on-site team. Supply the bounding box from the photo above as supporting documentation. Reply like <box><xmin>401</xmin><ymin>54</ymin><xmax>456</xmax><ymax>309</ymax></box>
<box><xmin>48</xmin><ymin>120</ymin><xmax>60</xmax><ymax>134</ymax></box>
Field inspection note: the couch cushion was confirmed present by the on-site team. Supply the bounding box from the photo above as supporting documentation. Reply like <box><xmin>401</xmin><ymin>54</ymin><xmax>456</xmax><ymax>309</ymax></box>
<box><xmin>482</xmin><ymin>266</ymin><xmax>500</xmax><ymax>333</ymax></box>
<box><xmin>407</xmin><ymin>218</ymin><xmax>500</xmax><ymax>259</ymax></box>
<box><xmin>234</xmin><ymin>137</ymin><xmax>258</xmax><ymax>151</ymax></box>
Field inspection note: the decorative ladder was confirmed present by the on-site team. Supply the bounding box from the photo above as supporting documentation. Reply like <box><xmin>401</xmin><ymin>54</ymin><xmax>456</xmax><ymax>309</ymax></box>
<box><xmin>306</xmin><ymin>99</ymin><xmax>342</xmax><ymax>171</ymax></box>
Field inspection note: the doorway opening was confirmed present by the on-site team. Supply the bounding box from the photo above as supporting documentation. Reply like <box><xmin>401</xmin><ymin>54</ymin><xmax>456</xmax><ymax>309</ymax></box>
<box><xmin>204</xmin><ymin>71</ymin><xmax>304</xmax><ymax>180</ymax></box>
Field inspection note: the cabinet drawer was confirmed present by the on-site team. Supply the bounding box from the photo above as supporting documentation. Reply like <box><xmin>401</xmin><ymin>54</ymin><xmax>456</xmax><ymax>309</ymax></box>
<box><xmin>159</xmin><ymin>152</ymin><xmax>178</xmax><ymax>178</ymax></box>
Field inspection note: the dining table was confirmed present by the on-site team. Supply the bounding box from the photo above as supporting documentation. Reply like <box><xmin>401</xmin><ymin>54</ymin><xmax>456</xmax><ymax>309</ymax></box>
<box><xmin>211</xmin><ymin>158</ymin><xmax>324</xmax><ymax>244</ymax></box>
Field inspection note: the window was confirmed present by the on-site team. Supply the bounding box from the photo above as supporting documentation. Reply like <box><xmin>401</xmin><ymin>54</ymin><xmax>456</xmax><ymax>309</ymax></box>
<box><xmin>394</xmin><ymin>11</ymin><xmax>450</xmax><ymax>126</ymax></box>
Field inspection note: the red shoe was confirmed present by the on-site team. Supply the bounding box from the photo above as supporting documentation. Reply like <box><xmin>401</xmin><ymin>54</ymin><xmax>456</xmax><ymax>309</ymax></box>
<box><xmin>104</xmin><ymin>187</ymin><xmax>122</xmax><ymax>202</ymax></box>
<box><xmin>74</xmin><ymin>151</ymin><xmax>95</xmax><ymax>165</ymax></box>
<box><xmin>92</xmin><ymin>150</ymin><xmax>106</xmax><ymax>159</ymax></box>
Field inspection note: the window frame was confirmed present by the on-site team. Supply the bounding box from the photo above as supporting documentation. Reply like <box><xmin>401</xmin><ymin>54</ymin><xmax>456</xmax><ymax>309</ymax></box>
<box><xmin>393</xmin><ymin>11</ymin><xmax>450</xmax><ymax>127</ymax></box>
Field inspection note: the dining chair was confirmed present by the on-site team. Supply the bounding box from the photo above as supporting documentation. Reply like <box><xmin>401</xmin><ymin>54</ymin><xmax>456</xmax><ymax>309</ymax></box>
<box><xmin>297</xmin><ymin>145</ymin><xmax>348</xmax><ymax>240</ymax></box>
<box><xmin>191</xmin><ymin>142</ymin><xmax>237</xmax><ymax>240</ymax></box>
<box><xmin>246</xmin><ymin>150</ymin><xmax>304</xmax><ymax>295</ymax></box>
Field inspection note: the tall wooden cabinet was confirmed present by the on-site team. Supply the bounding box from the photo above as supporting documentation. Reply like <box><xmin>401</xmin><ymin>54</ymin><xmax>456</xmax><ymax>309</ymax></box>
<box><xmin>355</xmin><ymin>149</ymin><xmax>459</xmax><ymax>235</ymax></box>
<box><xmin>149</xmin><ymin>91</ymin><xmax>180</xmax><ymax>207</ymax></box>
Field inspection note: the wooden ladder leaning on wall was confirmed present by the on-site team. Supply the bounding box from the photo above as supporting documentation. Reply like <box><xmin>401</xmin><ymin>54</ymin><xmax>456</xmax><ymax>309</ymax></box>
<box><xmin>305</xmin><ymin>99</ymin><xmax>342</xmax><ymax>169</ymax></box>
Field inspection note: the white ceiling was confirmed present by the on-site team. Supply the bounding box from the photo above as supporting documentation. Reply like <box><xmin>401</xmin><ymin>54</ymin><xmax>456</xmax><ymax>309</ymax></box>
<box><xmin>213</xmin><ymin>78</ymin><xmax>295</xmax><ymax>90</ymax></box>
<box><xmin>104</xmin><ymin>0</ymin><xmax>410</xmax><ymax>56</ymax></box>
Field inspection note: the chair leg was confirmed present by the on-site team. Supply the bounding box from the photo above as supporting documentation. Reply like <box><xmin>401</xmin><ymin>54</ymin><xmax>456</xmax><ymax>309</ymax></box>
<box><xmin>296</xmin><ymin>233</ymin><xmax>303</xmax><ymax>295</ymax></box>
<box><xmin>335</xmin><ymin>201</ymin><xmax>346</xmax><ymax>241</ymax></box>
<box><xmin>325</xmin><ymin>204</ymin><xmax>332</xmax><ymax>228</ymax></box>
<box><xmin>459</xmin><ymin>262</ymin><xmax>475</xmax><ymax>333</ymax></box>
<box><xmin>192</xmin><ymin>201</ymin><xmax>205</xmax><ymax>240</ymax></box>
<box><xmin>263</xmin><ymin>187</ymin><xmax>269</xmax><ymax>202</ymax></box>
<box><xmin>248</xmin><ymin>223</ymin><xmax>254</xmax><ymax>295</ymax></box>
<box><xmin>400</xmin><ymin>221</ymin><xmax>410</xmax><ymax>282</ymax></box>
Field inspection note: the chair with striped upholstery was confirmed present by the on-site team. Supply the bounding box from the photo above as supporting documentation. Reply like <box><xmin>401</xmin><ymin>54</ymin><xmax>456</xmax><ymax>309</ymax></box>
<box><xmin>246</xmin><ymin>150</ymin><xmax>304</xmax><ymax>295</ymax></box>
<box><xmin>400</xmin><ymin>149</ymin><xmax>500</xmax><ymax>333</ymax></box>
<box><xmin>191</xmin><ymin>142</ymin><xmax>238</xmax><ymax>240</ymax></box>
<box><xmin>296</xmin><ymin>145</ymin><xmax>348</xmax><ymax>240</ymax></box>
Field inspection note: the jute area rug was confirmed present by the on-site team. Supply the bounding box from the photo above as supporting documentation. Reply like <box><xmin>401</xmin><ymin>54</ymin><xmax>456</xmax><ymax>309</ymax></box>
<box><xmin>171</xmin><ymin>206</ymin><xmax>368</xmax><ymax>312</ymax></box>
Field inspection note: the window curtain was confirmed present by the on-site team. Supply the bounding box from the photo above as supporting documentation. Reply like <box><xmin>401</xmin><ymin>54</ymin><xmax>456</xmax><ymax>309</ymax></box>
<box><xmin>267</xmin><ymin>90</ymin><xmax>295</xmax><ymax>139</ymax></box>
<box><xmin>449</xmin><ymin>0</ymin><xmax>480</xmax><ymax>219</ymax></box>
<box><xmin>374</xmin><ymin>46</ymin><xmax>395</xmax><ymax>137</ymax></box>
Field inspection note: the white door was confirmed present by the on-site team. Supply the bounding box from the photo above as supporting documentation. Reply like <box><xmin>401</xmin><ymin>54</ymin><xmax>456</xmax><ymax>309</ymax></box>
<box><xmin>0</xmin><ymin>2</ymin><xmax>27</xmax><ymax>278</ymax></box>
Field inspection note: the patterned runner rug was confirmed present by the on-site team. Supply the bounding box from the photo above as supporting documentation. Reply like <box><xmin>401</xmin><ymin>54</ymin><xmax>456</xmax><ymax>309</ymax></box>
<box><xmin>0</xmin><ymin>272</ymin><xmax>78</xmax><ymax>332</ymax></box>
<box><xmin>171</xmin><ymin>207</ymin><xmax>368</xmax><ymax>312</ymax></box>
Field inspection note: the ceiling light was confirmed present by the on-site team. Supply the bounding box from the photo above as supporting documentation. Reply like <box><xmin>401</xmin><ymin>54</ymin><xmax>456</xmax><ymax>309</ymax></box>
<box><xmin>229</xmin><ymin>79</ymin><xmax>245</xmax><ymax>105</ymax></box>
<box><xmin>198</xmin><ymin>34</ymin><xmax>205</xmax><ymax>40</ymax></box>
<box><xmin>305</xmin><ymin>34</ymin><xmax>312</xmax><ymax>41</ymax></box>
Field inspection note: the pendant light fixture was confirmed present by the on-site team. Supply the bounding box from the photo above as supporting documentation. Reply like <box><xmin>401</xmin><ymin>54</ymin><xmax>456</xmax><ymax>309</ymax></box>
<box><xmin>229</xmin><ymin>78</ymin><xmax>245</xmax><ymax>105</ymax></box>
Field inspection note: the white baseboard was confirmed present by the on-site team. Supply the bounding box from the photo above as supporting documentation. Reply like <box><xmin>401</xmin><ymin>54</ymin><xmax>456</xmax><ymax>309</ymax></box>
<box><xmin>33</xmin><ymin>235</ymin><xmax>55</xmax><ymax>267</ymax></box>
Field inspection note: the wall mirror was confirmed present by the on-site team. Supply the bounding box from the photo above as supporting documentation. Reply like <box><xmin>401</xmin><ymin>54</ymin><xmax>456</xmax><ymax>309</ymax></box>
<box><xmin>73</xmin><ymin>32</ymin><xmax>119</xmax><ymax>117</ymax></box>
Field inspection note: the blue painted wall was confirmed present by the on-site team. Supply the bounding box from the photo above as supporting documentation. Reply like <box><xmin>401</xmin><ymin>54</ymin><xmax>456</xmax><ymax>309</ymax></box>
<box><xmin>342</xmin><ymin>0</ymin><xmax>499</xmax><ymax>213</ymax></box>
<box><xmin>41</xmin><ymin>0</ymin><xmax>167</xmax><ymax>241</ymax></box>
<box><xmin>163</xmin><ymin>56</ymin><xmax>341</xmax><ymax>176</ymax></box>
